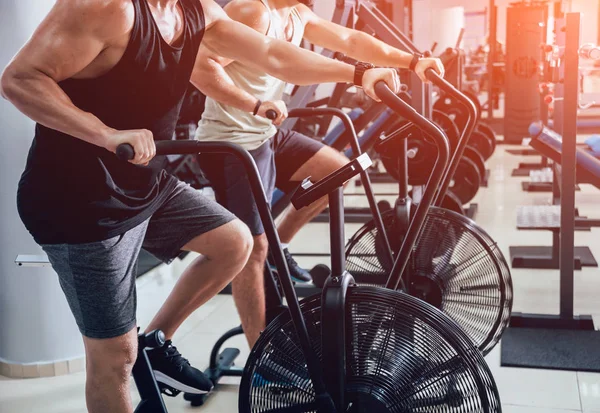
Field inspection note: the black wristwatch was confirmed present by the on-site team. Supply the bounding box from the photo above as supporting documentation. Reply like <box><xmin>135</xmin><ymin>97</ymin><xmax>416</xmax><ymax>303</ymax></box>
<box><xmin>353</xmin><ymin>61</ymin><xmax>375</xmax><ymax>87</ymax></box>
<box><xmin>409</xmin><ymin>53</ymin><xmax>423</xmax><ymax>71</ymax></box>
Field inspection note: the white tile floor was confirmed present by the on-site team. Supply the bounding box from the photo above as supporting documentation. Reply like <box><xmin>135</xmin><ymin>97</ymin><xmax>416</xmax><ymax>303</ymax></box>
<box><xmin>1</xmin><ymin>142</ymin><xmax>600</xmax><ymax>412</ymax></box>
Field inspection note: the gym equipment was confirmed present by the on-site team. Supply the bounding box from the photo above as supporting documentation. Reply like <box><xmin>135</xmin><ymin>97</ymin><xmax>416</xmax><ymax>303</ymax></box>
<box><xmin>504</xmin><ymin>1</ymin><xmax>548</xmax><ymax>143</ymax></box>
<box><xmin>345</xmin><ymin>71</ymin><xmax>513</xmax><ymax>355</ymax></box>
<box><xmin>120</xmin><ymin>81</ymin><xmax>504</xmax><ymax>411</ymax></box>
<box><xmin>502</xmin><ymin>13</ymin><xmax>600</xmax><ymax>373</ymax></box>
<box><xmin>116</xmin><ymin>137</ymin><xmax>332</xmax><ymax>412</ymax></box>
<box><xmin>509</xmin><ymin>14</ymin><xmax>599</xmax><ymax>270</ymax></box>
<box><xmin>433</xmin><ymin>94</ymin><xmax>496</xmax><ymax>160</ymax></box>
<box><xmin>239</xmin><ymin>80</ymin><xmax>502</xmax><ymax>413</ymax></box>
<box><xmin>185</xmin><ymin>107</ymin><xmax>393</xmax><ymax>406</ymax></box>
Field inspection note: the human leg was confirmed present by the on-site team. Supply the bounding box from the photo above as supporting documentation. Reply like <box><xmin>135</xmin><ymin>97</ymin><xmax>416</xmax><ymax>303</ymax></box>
<box><xmin>41</xmin><ymin>224</ymin><xmax>148</xmax><ymax>413</ymax></box>
<box><xmin>276</xmin><ymin>144</ymin><xmax>350</xmax><ymax>244</ymax></box>
<box><xmin>231</xmin><ymin>234</ymin><xmax>269</xmax><ymax>347</ymax></box>
<box><xmin>143</xmin><ymin>219</ymin><xmax>253</xmax><ymax>339</ymax></box>
<box><xmin>83</xmin><ymin>328</ymin><xmax>138</xmax><ymax>413</ymax></box>
<box><xmin>198</xmin><ymin>141</ymin><xmax>276</xmax><ymax>346</ymax></box>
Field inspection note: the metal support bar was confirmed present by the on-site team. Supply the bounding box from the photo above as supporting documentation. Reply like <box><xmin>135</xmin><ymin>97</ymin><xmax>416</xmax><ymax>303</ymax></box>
<box><xmin>487</xmin><ymin>1</ymin><xmax>496</xmax><ymax>119</ymax></box>
<box><xmin>559</xmin><ymin>12</ymin><xmax>580</xmax><ymax>319</ymax></box>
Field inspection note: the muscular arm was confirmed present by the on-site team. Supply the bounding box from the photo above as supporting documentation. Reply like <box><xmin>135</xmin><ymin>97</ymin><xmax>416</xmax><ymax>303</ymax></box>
<box><xmin>0</xmin><ymin>0</ymin><xmax>130</xmax><ymax>149</ymax></box>
<box><xmin>298</xmin><ymin>4</ymin><xmax>412</xmax><ymax>68</ymax></box>
<box><xmin>191</xmin><ymin>0</ymin><xmax>271</xmax><ymax>113</ymax></box>
<box><xmin>197</xmin><ymin>0</ymin><xmax>355</xmax><ymax>89</ymax></box>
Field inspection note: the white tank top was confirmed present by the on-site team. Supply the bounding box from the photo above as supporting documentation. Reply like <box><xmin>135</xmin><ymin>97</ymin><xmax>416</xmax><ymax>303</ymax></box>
<box><xmin>195</xmin><ymin>0</ymin><xmax>304</xmax><ymax>150</ymax></box>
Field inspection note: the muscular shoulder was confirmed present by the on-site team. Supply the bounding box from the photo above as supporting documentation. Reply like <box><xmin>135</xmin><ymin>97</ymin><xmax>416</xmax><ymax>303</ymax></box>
<box><xmin>50</xmin><ymin>0</ymin><xmax>133</xmax><ymax>40</ymax></box>
<box><xmin>223</xmin><ymin>0</ymin><xmax>270</xmax><ymax>34</ymax></box>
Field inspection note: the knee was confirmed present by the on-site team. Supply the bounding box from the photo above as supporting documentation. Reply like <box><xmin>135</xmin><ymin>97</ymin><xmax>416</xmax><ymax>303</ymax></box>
<box><xmin>248</xmin><ymin>234</ymin><xmax>269</xmax><ymax>264</ymax></box>
<box><xmin>324</xmin><ymin>151</ymin><xmax>350</xmax><ymax>176</ymax></box>
<box><xmin>85</xmin><ymin>332</ymin><xmax>138</xmax><ymax>380</ymax></box>
<box><xmin>222</xmin><ymin>219</ymin><xmax>254</xmax><ymax>265</ymax></box>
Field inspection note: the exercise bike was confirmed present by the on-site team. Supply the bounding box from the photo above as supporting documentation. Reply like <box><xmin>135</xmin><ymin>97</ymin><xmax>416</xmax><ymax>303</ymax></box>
<box><xmin>122</xmin><ymin>77</ymin><xmax>502</xmax><ymax>412</ymax></box>
<box><xmin>239</xmin><ymin>79</ymin><xmax>502</xmax><ymax>412</ymax></box>
<box><xmin>183</xmin><ymin>106</ymin><xmax>395</xmax><ymax>407</ymax></box>
<box><xmin>344</xmin><ymin>69</ymin><xmax>513</xmax><ymax>356</ymax></box>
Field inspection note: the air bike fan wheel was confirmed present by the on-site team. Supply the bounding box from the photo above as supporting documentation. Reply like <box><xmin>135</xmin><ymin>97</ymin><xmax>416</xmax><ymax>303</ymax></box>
<box><xmin>345</xmin><ymin>208</ymin><xmax>513</xmax><ymax>355</ymax></box>
<box><xmin>239</xmin><ymin>290</ymin><xmax>501</xmax><ymax>413</ymax></box>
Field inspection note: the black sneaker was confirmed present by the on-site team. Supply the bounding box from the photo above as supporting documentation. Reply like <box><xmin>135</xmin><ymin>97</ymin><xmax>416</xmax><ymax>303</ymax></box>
<box><xmin>283</xmin><ymin>248</ymin><xmax>312</xmax><ymax>283</ymax></box>
<box><xmin>147</xmin><ymin>340</ymin><xmax>213</xmax><ymax>395</ymax></box>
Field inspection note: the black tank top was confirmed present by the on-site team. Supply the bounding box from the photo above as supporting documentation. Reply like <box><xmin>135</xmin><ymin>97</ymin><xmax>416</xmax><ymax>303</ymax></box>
<box><xmin>17</xmin><ymin>0</ymin><xmax>205</xmax><ymax>244</ymax></box>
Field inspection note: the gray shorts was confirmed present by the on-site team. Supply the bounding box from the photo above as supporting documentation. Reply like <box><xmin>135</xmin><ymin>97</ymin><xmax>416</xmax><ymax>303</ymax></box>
<box><xmin>199</xmin><ymin>129</ymin><xmax>324</xmax><ymax>236</ymax></box>
<box><xmin>41</xmin><ymin>181</ymin><xmax>235</xmax><ymax>339</ymax></box>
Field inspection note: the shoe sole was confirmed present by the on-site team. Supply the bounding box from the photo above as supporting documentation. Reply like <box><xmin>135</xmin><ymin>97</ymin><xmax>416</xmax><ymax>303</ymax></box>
<box><xmin>153</xmin><ymin>370</ymin><xmax>212</xmax><ymax>395</ymax></box>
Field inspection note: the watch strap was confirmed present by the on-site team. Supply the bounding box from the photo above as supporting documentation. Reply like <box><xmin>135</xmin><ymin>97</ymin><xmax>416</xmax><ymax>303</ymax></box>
<box><xmin>409</xmin><ymin>53</ymin><xmax>423</xmax><ymax>71</ymax></box>
<box><xmin>353</xmin><ymin>62</ymin><xmax>375</xmax><ymax>87</ymax></box>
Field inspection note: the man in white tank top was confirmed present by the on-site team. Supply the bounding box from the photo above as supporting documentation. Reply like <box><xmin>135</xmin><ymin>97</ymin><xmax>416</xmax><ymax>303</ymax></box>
<box><xmin>193</xmin><ymin>0</ymin><xmax>444</xmax><ymax>347</ymax></box>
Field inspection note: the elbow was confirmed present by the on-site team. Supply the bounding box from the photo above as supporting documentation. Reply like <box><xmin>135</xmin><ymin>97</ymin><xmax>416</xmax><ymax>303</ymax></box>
<box><xmin>0</xmin><ymin>65</ymin><xmax>22</xmax><ymax>102</ymax></box>
<box><xmin>263</xmin><ymin>45</ymin><xmax>304</xmax><ymax>85</ymax></box>
<box><xmin>0</xmin><ymin>66</ymin><xmax>14</xmax><ymax>100</ymax></box>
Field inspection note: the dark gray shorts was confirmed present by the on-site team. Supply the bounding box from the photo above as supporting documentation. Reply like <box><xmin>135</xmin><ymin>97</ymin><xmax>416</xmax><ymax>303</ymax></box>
<box><xmin>199</xmin><ymin>129</ymin><xmax>324</xmax><ymax>236</ymax></box>
<box><xmin>41</xmin><ymin>181</ymin><xmax>235</xmax><ymax>339</ymax></box>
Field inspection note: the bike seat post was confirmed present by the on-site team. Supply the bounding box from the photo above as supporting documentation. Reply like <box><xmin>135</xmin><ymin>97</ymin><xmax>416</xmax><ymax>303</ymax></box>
<box><xmin>329</xmin><ymin>186</ymin><xmax>346</xmax><ymax>280</ymax></box>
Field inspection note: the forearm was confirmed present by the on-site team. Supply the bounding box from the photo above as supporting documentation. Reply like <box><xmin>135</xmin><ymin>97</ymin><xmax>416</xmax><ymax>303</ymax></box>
<box><xmin>1</xmin><ymin>68</ymin><xmax>113</xmax><ymax>146</ymax></box>
<box><xmin>191</xmin><ymin>59</ymin><xmax>258</xmax><ymax>113</ymax></box>
<box><xmin>341</xmin><ymin>32</ymin><xmax>413</xmax><ymax>68</ymax></box>
<box><xmin>264</xmin><ymin>39</ymin><xmax>354</xmax><ymax>85</ymax></box>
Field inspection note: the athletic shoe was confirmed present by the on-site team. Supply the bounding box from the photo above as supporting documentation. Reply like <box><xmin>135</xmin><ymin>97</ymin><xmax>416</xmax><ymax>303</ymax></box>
<box><xmin>147</xmin><ymin>340</ymin><xmax>213</xmax><ymax>395</ymax></box>
<box><xmin>283</xmin><ymin>248</ymin><xmax>312</xmax><ymax>283</ymax></box>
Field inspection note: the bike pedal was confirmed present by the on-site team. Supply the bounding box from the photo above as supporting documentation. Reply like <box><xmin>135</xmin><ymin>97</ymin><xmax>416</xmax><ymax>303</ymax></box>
<box><xmin>159</xmin><ymin>383</ymin><xmax>182</xmax><ymax>398</ymax></box>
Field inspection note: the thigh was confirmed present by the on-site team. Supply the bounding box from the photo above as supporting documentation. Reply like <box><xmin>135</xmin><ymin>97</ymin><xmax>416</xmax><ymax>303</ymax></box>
<box><xmin>41</xmin><ymin>222</ymin><xmax>148</xmax><ymax>339</ymax></box>
<box><xmin>274</xmin><ymin>129</ymin><xmax>348</xmax><ymax>193</ymax></box>
<box><xmin>198</xmin><ymin>142</ymin><xmax>276</xmax><ymax>236</ymax></box>
<box><xmin>142</xmin><ymin>181</ymin><xmax>237</xmax><ymax>261</ymax></box>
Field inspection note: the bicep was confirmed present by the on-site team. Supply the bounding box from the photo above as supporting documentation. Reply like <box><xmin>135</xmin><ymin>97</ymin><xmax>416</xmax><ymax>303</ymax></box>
<box><xmin>7</xmin><ymin>2</ymin><xmax>114</xmax><ymax>82</ymax></box>
<box><xmin>202</xmin><ymin>18</ymin><xmax>272</xmax><ymax>69</ymax></box>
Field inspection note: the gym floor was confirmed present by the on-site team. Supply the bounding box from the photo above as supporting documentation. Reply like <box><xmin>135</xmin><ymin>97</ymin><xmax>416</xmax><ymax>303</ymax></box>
<box><xmin>1</xmin><ymin>141</ymin><xmax>600</xmax><ymax>413</ymax></box>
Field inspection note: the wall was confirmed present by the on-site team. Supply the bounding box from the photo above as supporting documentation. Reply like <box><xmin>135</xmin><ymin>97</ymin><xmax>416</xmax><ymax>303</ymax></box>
<box><xmin>570</xmin><ymin>0</ymin><xmax>599</xmax><ymax>44</ymax></box>
<box><xmin>0</xmin><ymin>0</ymin><xmax>84</xmax><ymax>365</ymax></box>
<box><xmin>413</xmin><ymin>0</ymin><xmax>599</xmax><ymax>50</ymax></box>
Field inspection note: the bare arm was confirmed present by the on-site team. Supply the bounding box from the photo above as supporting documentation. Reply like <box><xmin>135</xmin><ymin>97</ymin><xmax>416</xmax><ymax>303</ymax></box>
<box><xmin>299</xmin><ymin>4</ymin><xmax>412</xmax><ymax>68</ymax></box>
<box><xmin>191</xmin><ymin>0</ymin><xmax>271</xmax><ymax>114</ymax></box>
<box><xmin>199</xmin><ymin>0</ymin><xmax>355</xmax><ymax>87</ymax></box>
<box><xmin>0</xmin><ymin>1</ymin><xmax>125</xmax><ymax>148</ymax></box>
<box><xmin>0</xmin><ymin>0</ymin><xmax>155</xmax><ymax>164</ymax></box>
<box><xmin>298</xmin><ymin>4</ymin><xmax>444</xmax><ymax>80</ymax></box>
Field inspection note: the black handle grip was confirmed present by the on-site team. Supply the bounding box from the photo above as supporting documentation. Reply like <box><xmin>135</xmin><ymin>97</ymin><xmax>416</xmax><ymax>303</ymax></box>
<box><xmin>116</xmin><ymin>143</ymin><xmax>135</xmax><ymax>161</ymax></box>
<box><xmin>266</xmin><ymin>109</ymin><xmax>278</xmax><ymax>120</ymax></box>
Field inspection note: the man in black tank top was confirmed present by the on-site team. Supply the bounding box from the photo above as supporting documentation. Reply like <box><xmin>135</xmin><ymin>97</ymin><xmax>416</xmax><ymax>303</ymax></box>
<box><xmin>1</xmin><ymin>0</ymin><xmax>399</xmax><ymax>411</ymax></box>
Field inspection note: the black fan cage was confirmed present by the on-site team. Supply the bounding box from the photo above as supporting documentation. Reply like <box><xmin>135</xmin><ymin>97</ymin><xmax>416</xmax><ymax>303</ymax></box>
<box><xmin>239</xmin><ymin>289</ymin><xmax>502</xmax><ymax>413</ymax></box>
<box><xmin>345</xmin><ymin>207</ymin><xmax>513</xmax><ymax>355</ymax></box>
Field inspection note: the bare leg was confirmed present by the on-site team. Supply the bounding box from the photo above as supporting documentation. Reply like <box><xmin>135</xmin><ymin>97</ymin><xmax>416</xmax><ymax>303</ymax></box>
<box><xmin>231</xmin><ymin>234</ymin><xmax>269</xmax><ymax>347</ymax></box>
<box><xmin>145</xmin><ymin>219</ymin><xmax>253</xmax><ymax>339</ymax></box>
<box><xmin>83</xmin><ymin>328</ymin><xmax>138</xmax><ymax>413</ymax></box>
<box><xmin>278</xmin><ymin>146</ymin><xmax>349</xmax><ymax>244</ymax></box>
